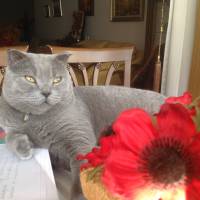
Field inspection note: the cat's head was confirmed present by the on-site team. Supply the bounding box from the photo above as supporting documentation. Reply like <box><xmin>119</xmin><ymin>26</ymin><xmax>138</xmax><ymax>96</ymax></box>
<box><xmin>2</xmin><ymin>50</ymin><xmax>73</xmax><ymax>115</ymax></box>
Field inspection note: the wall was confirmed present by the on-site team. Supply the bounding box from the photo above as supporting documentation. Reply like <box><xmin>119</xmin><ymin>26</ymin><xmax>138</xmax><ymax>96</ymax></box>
<box><xmin>0</xmin><ymin>0</ymin><xmax>33</xmax><ymax>25</ymax></box>
<box><xmin>34</xmin><ymin>0</ymin><xmax>147</xmax><ymax>50</ymax></box>
<box><xmin>34</xmin><ymin>0</ymin><xmax>77</xmax><ymax>40</ymax></box>
<box><xmin>84</xmin><ymin>0</ymin><xmax>147</xmax><ymax>50</ymax></box>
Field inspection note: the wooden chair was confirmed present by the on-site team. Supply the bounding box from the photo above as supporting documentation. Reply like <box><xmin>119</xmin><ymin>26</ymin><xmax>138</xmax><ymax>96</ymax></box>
<box><xmin>0</xmin><ymin>45</ymin><xmax>29</xmax><ymax>92</ymax></box>
<box><xmin>52</xmin><ymin>46</ymin><xmax>135</xmax><ymax>87</ymax></box>
<box><xmin>0</xmin><ymin>45</ymin><xmax>134</xmax><ymax>88</ymax></box>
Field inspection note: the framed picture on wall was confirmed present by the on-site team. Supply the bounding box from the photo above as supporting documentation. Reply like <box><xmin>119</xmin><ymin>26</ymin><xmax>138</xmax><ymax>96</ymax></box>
<box><xmin>78</xmin><ymin>0</ymin><xmax>94</xmax><ymax>16</ymax></box>
<box><xmin>52</xmin><ymin>0</ymin><xmax>63</xmax><ymax>17</ymax></box>
<box><xmin>111</xmin><ymin>0</ymin><xmax>145</xmax><ymax>22</ymax></box>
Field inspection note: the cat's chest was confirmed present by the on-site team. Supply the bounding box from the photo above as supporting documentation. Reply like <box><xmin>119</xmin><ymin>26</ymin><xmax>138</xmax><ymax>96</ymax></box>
<box><xmin>23</xmin><ymin>113</ymin><xmax>65</xmax><ymax>147</ymax></box>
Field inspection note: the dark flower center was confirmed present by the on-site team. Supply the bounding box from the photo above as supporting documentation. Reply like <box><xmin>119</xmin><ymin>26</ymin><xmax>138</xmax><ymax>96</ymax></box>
<box><xmin>141</xmin><ymin>138</ymin><xmax>190</xmax><ymax>185</ymax></box>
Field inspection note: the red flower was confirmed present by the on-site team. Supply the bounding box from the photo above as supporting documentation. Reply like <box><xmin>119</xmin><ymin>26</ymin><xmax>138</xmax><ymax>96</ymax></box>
<box><xmin>77</xmin><ymin>135</ymin><xmax>115</xmax><ymax>170</ymax></box>
<box><xmin>0</xmin><ymin>131</ymin><xmax>5</xmax><ymax>139</ymax></box>
<box><xmin>102</xmin><ymin>104</ymin><xmax>200</xmax><ymax>200</ymax></box>
<box><xmin>165</xmin><ymin>92</ymin><xmax>192</xmax><ymax>105</ymax></box>
<box><xmin>165</xmin><ymin>92</ymin><xmax>196</xmax><ymax>116</ymax></box>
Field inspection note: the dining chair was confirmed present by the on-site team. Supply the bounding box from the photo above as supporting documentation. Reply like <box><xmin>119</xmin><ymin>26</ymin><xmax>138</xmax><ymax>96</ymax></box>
<box><xmin>51</xmin><ymin>46</ymin><xmax>135</xmax><ymax>87</ymax></box>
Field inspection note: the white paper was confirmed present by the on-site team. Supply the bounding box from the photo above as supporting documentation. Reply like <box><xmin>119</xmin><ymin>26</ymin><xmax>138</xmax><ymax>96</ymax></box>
<box><xmin>0</xmin><ymin>144</ymin><xmax>59</xmax><ymax>200</ymax></box>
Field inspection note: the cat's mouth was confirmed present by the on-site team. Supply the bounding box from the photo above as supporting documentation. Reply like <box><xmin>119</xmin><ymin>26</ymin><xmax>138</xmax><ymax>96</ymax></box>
<box><xmin>42</xmin><ymin>97</ymin><xmax>57</xmax><ymax>106</ymax></box>
<box><xmin>43</xmin><ymin>99</ymin><xmax>50</xmax><ymax>105</ymax></box>
<box><xmin>44</xmin><ymin>99</ymin><xmax>48</xmax><ymax>103</ymax></box>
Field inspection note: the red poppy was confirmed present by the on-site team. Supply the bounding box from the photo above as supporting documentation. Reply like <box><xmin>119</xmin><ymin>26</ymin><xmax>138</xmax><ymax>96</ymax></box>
<box><xmin>165</xmin><ymin>92</ymin><xmax>192</xmax><ymax>105</ymax></box>
<box><xmin>77</xmin><ymin>134</ymin><xmax>115</xmax><ymax>170</ymax></box>
<box><xmin>102</xmin><ymin>104</ymin><xmax>200</xmax><ymax>200</ymax></box>
<box><xmin>0</xmin><ymin>131</ymin><xmax>5</xmax><ymax>139</ymax></box>
<box><xmin>165</xmin><ymin>92</ymin><xmax>196</xmax><ymax>116</ymax></box>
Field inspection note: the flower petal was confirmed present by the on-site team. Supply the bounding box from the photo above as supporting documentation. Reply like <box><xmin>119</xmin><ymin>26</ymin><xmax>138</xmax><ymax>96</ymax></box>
<box><xmin>97</xmin><ymin>135</ymin><xmax>115</xmax><ymax>158</ymax></box>
<box><xmin>0</xmin><ymin>131</ymin><xmax>5</xmax><ymax>139</ymax></box>
<box><xmin>134</xmin><ymin>187</ymin><xmax>186</xmax><ymax>200</ymax></box>
<box><xmin>161</xmin><ymin>187</ymin><xmax>186</xmax><ymax>200</ymax></box>
<box><xmin>102</xmin><ymin>149</ymin><xmax>148</xmax><ymax>199</ymax></box>
<box><xmin>112</xmin><ymin>108</ymin><xmax>156</xmax><ymax>152</ymax></box>
<box><xmin>165</xmin><ymin>92</ymin><xmax>192</xmax><ymax>105</ymax></box>
<box><xmin>156</xmin><ymin>103</ymin><xmax>197</xmax><ymax>144</ymax></box>
<box><xmin>78</xmin><ymin>135</ymin><xmax>116</xmax><ymax>169</ymax></box>
<box><xmin>187</xmin><ymin>134</ymin><xmax>200</xmax><ymax>179</ymax></box>
<box><xmin>186</xmin><ymin>179</ymin><xmax>200</xmax><ymax>200</ymax></box>
<box><xmin>132</xmin><ymin>187</ymin><xmax>164</xmax><ymax>200</ymax></box>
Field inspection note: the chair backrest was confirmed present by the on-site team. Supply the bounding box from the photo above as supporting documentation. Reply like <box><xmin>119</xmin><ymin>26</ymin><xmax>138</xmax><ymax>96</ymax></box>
<box><xmin>0</xmin><ymin>45</ymin><xmax>29</xmax><ymax>89</ymax></box>
<box><xmin>52</xmin><ymin>46</ymin><xmax>135</xmax><ymax>87</ymax></box>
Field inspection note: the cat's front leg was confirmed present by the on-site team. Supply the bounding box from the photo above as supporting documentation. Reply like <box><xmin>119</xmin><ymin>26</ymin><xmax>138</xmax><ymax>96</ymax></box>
<box><xmin>6</xmin><ymin>132</ymin><xmax>33</xmax><ymax>160</ymax></box>
<box><xmin>70</xmin><ymin>159</ymin><xmax>85</xmax><ymax>200</ymax></box>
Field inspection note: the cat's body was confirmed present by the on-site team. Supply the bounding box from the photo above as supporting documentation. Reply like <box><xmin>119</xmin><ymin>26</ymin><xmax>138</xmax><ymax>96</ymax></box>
<box><xmin>0</xmin><ymin>90</ymin><xmax>95</xmax><ymax>165</ymax></box>
<box><xmin>0</xmin><ymin>50</ymin><xmax>165</xmax><ymax>200</ymax></box>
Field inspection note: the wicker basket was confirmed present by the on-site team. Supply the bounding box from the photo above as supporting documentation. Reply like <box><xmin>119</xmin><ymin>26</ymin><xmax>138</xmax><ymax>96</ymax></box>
<box><xmin>80</xmin><ymin>168</ymin><xmax>120</xmax><ymax>200</ymax></box>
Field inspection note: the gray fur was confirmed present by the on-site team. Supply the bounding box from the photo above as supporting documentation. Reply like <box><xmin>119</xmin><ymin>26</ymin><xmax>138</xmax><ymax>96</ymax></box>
<box><xmin>0</xmin><ymin>50</ymin><xmax>165</xmax><ymax>200</ymax></box>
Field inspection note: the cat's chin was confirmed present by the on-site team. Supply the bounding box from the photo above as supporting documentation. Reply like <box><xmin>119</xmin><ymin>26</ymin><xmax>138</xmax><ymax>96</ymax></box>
<box><xmin>22</xmin><ymin>98</ymin><xmax>58</xmax><ymax>115</ymax></box>
<box><xmin>29</xmin><ymin>102</ymin><xmax>54</xmax><ymax>115</ymax></box>
<box><xmin>7</xmin><ymin>100</ymin><xmax>54</xmax><ymax>115</ymax></box>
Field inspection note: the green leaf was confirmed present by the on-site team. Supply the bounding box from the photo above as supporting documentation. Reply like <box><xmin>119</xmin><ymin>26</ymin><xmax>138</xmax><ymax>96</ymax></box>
<box><xmin>193</xmin><ymin>106</ymin><xmax>200</xmax><ymax>132</ymax></box>
<box><xmin>87</xmin><ymin>166</ymin><xmax>103</xmax><ymax>182</ymax></box>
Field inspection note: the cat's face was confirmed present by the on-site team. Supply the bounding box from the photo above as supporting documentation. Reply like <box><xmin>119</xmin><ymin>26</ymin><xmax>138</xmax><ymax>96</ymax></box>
<box><xmin>2</xmin><ymin>50</ymin><xmax>73</xmax><ymax>115</ymax></box>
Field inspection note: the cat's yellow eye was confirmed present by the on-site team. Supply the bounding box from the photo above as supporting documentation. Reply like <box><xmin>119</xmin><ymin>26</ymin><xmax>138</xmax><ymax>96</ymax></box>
<box><xmin>25</xmin><ymin>75</ymin><xmax>36</xmax><ymax>84</ymax></box>
<box><xmin>53</xmin><ymin>77</ymin><xmax>62</xmax><ymax>85</ymax></box>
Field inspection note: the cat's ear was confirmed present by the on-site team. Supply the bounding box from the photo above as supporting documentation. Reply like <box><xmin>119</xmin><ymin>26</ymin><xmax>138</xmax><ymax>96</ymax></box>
<box><xmin>54</xmin><ymin>53</ymin><xmax>71</xmax><ymax>63</ymax></box>
<box><xmin>7</xmin><ymin>49</ymin><xmax>27</xmax><ymax>66</ymax></box>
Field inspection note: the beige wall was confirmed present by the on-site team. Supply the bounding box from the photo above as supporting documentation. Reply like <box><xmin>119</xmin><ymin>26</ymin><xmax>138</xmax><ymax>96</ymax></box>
<box><xmin>84</xmin><ymin>0</ymin><xmax>147</xmax><ymax>50</ymax></box>
<box><xmin>34</xmin><ymin>0</ymin><xmax>77</xmax><ymax>40</ymax></box>
<box><xmin>34</xmin><ymin>0</ymin><xmax>147</xmax><ymax>50</ymax></box>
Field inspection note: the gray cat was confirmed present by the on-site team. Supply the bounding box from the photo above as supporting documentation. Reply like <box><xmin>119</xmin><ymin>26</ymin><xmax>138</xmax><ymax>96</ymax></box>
<box><xmin>0</xmin><ymin>50</ymin><xmax>165</xmax><ymax>200</ymax></box>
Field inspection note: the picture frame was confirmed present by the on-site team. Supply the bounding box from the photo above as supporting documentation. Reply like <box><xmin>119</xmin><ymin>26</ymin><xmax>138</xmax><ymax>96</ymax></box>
<box><xmin>111</xmin><ymin>0</ymin><xmax>145</xmax><ymax>22</ymax></box>
<box><xmin>52</xmin><ymin>0</ymin><xmax>63</xmax><ymax>17</ymax></box>
<box><xmin>78</xmin><ymin>0</ymin><xmax>94</xmax><ymax>16</ymax></box>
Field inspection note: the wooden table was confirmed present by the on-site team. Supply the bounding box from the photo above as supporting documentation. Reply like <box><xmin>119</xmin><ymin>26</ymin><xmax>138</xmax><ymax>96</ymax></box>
<box><xmin>75</xmin><ymin>40</ymin><xmax>144</xmax><ymax>65</ymax></box>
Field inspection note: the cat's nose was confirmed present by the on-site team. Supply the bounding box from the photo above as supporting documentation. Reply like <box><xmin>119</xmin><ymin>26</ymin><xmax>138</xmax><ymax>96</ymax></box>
<box><xmin>41</xmin><ymin>92</ymin><xmax>51</xmax><ymax>98</ymax></box>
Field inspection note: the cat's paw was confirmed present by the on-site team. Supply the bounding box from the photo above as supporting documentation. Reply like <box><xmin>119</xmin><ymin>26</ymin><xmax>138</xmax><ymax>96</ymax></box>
<box><xmin>15</xmin><ymin>135</ymin><xmax>33</xmax><ymax>160</ymax></box>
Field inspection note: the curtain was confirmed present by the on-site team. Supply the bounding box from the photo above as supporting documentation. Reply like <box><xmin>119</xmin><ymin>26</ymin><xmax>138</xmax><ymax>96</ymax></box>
<box><xmin>161</xmin><ymin>0</ymin><xmax>175</xmax><ymax>95</ymax></box>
